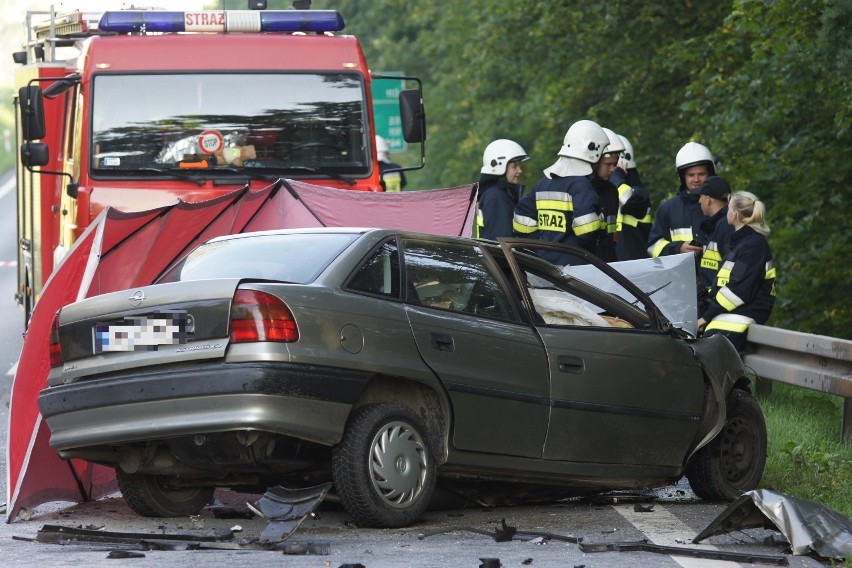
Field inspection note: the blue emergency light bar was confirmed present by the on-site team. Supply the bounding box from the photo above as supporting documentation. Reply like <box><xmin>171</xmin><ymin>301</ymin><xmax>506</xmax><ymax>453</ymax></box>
<box><xmin>98</xmin><ymin>10</ymin><xmax>345</xmax><ymax>34</ymax></box>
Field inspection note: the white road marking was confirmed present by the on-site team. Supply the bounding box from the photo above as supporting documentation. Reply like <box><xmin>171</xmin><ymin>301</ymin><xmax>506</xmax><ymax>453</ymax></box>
<box><xmin>613</xmin><ymin>503</ymin><xmax>737</xmax><ymax>567</ymax></box>
<box><xmin>8</xmin><ymin>361</ymin><xmax>18</xmax><ymax>376</ymax></box>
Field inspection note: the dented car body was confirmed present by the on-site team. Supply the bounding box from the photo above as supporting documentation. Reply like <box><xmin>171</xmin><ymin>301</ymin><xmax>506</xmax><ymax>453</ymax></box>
<box><xmin>39</xmin><ymin>229</ymin><xmax>766</xmax><ymax>527</ymax></box>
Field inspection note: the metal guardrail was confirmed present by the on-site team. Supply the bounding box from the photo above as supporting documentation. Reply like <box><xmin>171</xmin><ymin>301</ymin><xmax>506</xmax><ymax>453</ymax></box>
<box><xmin>742</xmin><ymin>325</ymin><xmax>852</xmax><ymax>443</ymax></box>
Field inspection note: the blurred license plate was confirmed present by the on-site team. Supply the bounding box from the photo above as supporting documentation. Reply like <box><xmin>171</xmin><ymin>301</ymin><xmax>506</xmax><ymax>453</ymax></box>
<box><xmin>94</xmin><ymin>312</ymin><xmax>189</xmax><ymax>353</ymax></box>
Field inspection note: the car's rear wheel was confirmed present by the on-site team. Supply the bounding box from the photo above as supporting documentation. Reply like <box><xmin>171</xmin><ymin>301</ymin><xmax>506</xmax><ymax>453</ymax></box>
<box><xmin>686</xmin><ymin>388</ymin><xmax>767</xmax><ymax>500</ymax></box>
<box><xmin>116</xmin><ymin>469</ymin><xmax>214</xmax><ymax>517</ymax></box>
<box><xmin>332</xmin><ymin>402</ymin><xmax>436</xmax><ymax>528</ymax></box>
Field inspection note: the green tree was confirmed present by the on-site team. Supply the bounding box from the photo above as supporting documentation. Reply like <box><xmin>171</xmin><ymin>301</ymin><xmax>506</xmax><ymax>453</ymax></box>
<box><xmin>323</xmin><ymin>0</ymin><xmax>850</xmax><ymax>337</ymax></box>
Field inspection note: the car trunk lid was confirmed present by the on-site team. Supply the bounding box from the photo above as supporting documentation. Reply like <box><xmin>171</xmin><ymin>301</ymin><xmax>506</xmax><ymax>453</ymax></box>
<box><xmin>50</xmin><ymin>279</ymin><xmax>242</xmax><ymax>385</ymax></box>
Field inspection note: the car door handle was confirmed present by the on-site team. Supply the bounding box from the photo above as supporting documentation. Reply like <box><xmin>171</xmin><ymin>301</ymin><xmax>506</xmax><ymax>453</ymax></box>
<box><xmin>558</xmin><ymin>355</ymin><xmax>584</xmax><ymax>374</ymax></box>
<box><xmin>430</xmin><ymin>332</ymin><xmax>455</xmax><ymax>352</ymax></box>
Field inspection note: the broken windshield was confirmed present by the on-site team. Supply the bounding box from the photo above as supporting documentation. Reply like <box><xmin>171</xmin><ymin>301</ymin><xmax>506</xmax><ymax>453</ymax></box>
<box><xmin>91</xmin><ymin>72</ymin><xmax>369</xmax><ymax>177</ymax></box>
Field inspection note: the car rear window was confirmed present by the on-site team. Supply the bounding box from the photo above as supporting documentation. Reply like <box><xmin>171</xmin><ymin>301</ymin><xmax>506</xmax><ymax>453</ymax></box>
<box><xmin>157</xmin><ymin>233</ymin><xmax>359</xmax><ymax>284</ymax></box>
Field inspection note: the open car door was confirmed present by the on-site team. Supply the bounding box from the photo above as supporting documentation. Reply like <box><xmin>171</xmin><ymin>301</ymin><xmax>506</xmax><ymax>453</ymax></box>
<box><xmin>499</xmin><ymin>239</ymin><xmax>708</xmax><ymax>472</ymax></box>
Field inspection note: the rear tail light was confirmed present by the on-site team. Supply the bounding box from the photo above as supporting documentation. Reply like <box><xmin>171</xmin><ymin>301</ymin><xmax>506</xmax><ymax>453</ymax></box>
<box><xmin>230</xmin><ymin>289</ymin><xmax>299</xmax><ymax>343</ymax></box>
<box><xmin>49</xmin><ymin>312</ymin><xmax>63</xmax><ymax>368</ymax></box>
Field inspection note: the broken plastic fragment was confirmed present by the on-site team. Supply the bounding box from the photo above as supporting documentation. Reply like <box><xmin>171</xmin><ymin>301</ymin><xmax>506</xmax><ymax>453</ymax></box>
<box><xmin>250</xmin><ymin>483</ymin><xmax>332</xmax><ymax>543</ymax></box>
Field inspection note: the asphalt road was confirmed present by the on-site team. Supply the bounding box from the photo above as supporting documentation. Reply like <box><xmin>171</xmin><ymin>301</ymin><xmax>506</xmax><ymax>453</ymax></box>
<box><xmin>0</xmin><ymin>169</ymin><xmax>826</xmax><ymax>567</ymax></box>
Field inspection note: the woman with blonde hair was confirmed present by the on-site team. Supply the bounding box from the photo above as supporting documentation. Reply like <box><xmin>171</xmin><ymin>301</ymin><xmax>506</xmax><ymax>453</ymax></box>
<box><xmin>697</xmin><ymin>191</ymin><xmax>777</xmax><ymax>349</ymax></box>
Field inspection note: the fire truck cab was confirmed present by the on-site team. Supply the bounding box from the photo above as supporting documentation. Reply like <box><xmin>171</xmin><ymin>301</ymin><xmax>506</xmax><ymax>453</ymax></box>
<box><xmin>14</xmin><ymin>7</ymin><xmax>425</xmax><ymax>324</ymax></box>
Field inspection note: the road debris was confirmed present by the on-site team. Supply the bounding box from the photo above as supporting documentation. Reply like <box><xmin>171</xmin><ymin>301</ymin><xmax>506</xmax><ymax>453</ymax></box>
<box><xmin>15</xmin><ymin>484</ymin><xmax>333</xmax><ymax>556</ymax></box>
<box><xmin>579</xmin><ymin>539</ymin><xmax>788</xmax><ymax>565</ymax></box>
<box><xmin>693</xmin><ymin>489</ymin><xmax>852</xmax><ymax>560</ymax></box>
<box><xmin>419</xmin><ymin>518</ymin><xmax>582</xmax><ymax>544</ymax></box>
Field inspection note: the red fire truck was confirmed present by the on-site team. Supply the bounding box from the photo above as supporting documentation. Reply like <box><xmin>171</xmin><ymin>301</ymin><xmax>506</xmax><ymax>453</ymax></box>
<box><xmin>13</xmin><ymin>7</ymin><xmax>425</xmax><ymax>324</ymax></box>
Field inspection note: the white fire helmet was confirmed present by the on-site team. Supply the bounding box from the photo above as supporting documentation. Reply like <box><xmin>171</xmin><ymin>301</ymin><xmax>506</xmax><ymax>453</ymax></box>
<box><xmin>617</xmin><ymin>134</ymin><xmax>636</xmax><ymax>169</ymax></box>
<box><xmin>480</xmin><ymin>139</ymin><xmax>530</xmax><ymax>175</ymax></box>
<box><xmin>601</xmin><ymin>128</ymin><xmax>626</xmax><ymax>157</ymax></box>
<box><xmin>557</xmin><ymin>120</ymin><xmax>610</xmax><ymax>164</ymax></box>
<box><xmin>675</xmin><ymin>141</ymin><xmax>716</xmax><ymax>176</ymax></box>
<box><xmin>375</xmin><ymin>135</ymin><xmax>390</xmax><ymax>162</ymax></box>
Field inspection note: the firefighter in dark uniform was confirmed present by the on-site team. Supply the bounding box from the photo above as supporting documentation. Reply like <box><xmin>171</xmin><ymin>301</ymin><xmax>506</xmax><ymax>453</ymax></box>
<box><xmin>474</xmin><ymin>139</ymin><xmax>530</xmax><ymax>239</ymax></box>
<box><xmin>588</xmin><ymin>128</ymin><xmax>625</xmax><ymax>262</ymax></box>
<box><xmin>609</xmin><ymin>134</ymin><xmax>652</xmax><ymax>261</ymax></box>
<box><xmin>696</xmin><ymin>176</ymin><xmax>735</xmax><ymax>311</ymax></box>
<box><xmin>647</xmin><ymin>142</ymin><xmax>717</xmax><ymax>258</ymax></box>
<box><xmin>513</xmin><ymin>119</ymin><xmax>610</xmax><ymax>266</ymax></box>
<box><xmin>698</xmin><ymin>191</ymin><xmax>776</xmax><ymax>350</ymax></box>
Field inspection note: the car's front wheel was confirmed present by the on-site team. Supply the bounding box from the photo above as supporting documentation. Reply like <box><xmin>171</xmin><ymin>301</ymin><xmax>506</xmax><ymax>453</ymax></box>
<box><xmin>332</xmin><ymin>402</ymin><xmax>436</xmax><ymax>528</ymax></box>
<box><xmin>686</xmin><ymin>388</ymin><xmax>767</xmax><ymax>500</ymax></box>
<box><xmin>116</xmin><ymin>469</ymin><xmax>214</xmax><ymax>517</ymax></box>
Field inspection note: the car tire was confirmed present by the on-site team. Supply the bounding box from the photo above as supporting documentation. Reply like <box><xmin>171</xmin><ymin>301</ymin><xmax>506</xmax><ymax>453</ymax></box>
<box><xmin>116</xmin><ymin>469</ymin><xmax>214</xmax><ymax>517</ymax></box>
<box><xmin>332</xmin><ymin>402</ymin><xmax>436</xmax><ymax>528</ymax></box>
<box><xmin>685</xmin><ymin>388</ymin><xmax>767</xmax><ymax>500</ymax></box>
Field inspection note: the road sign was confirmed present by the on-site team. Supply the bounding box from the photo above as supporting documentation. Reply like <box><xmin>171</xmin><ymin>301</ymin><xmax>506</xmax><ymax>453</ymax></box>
<box><xmin>372</xmin><ymin>74</ymin><xmax>406</xmax><ymax>152</ymax></box>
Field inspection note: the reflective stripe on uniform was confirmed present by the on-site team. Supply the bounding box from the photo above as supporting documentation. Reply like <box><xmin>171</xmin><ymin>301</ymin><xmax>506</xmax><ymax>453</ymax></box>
<box><xmin>573</xmin><ymin>212</ymin><xmax>603</xmax><ymax>235</ymax></box>
<box><xmin>650</xmin><ymin>238</ymin><xmax>670</xmax><ymax>257</ymax></box>
<box><xmin>535</xmin><ymin>191</ymin><xmax>573</xmax><ymax>212</ymax></box>
<box><xmin>700</xmin><ymin>241</ymin><xmax>722</xmax><ymax>271</ymax></box>
<box><xmin>716</xmin><ymin>260</ymin><xmax>735</xmax><ymax>287</ymax></box>
<box><xmin>671</xmin><ymin>227</ymin><xmax>694</xmax><ymax>242</ymax></box>
<box><xmin>617</xmin><ymin>183</ymin><xmax>634</xmax><ymax>206</ymax></box>
<box><xmin>716</xmin><ymin>285</ymin><xmax>745</xmax><ymax>311</ymax></box>
<box><xmin>705</xmin><ymin>313</ymin><xmax>755</xmax><ymax>333</ymax></box>
<box><xmin>513</xmin><ymin>213</ymin><xmax>537</xmax><ymax>234</ymax></box>
<box><xmin>618</xmin><ymin>213</ymin><xmax>642</xmax><ymax>228</ymax></box>
<box><xmin>765</xmin><ymin>260</ymin><xmax>776</xmax><ymax>279</ymax></box>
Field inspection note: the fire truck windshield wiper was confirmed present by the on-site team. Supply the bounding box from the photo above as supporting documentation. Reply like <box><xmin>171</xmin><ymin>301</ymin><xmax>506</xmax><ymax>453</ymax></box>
<box><xmin>249</xmin><ymin>165</ymin><xmax>356</xmax><ymax>186</ymax></box>
<box><xmin>122</xmin><ymin>167</ymin><xmax>207</xmax><ymax>186</ymax></box>
<box><xmin>121</xmin><ymin>166</ymin><xmax>279</xmax><ymax>186</ymax></box>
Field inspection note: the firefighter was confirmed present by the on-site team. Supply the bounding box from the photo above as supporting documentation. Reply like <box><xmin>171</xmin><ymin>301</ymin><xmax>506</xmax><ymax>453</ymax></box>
<box><xmin>609</xmin><ymin>134</ymin><xmax>652</xmax><ymax>261</ymax></box>
<box><xmin>588</xmin><ymin>128</ymin><xmax>625</xmax><ymax>262</ymax></box>
<box><xmin>513</xmin><ymin>119</ymin><xmax>610</xmax><ymax>265</ymax></box>
<box><xmin>474</xmin><ymin>139</ymin><xmax>530</xmax><ymax>239</ymax></box>
<box><xmin>376</xmin><ymin>135</ymin><xmax>407</xmax><ymax>192</ymax></box>
<box><xmin>698</xmin><ymin>191</ymin><xmax>776</xmax><ymax>350</ymax></box>
<box><xmin>696</xmin><ymin>176</ymin><xmax>735</xmax><ymax>311</ymax></box>
<box><xmin>647</xmin><ymin>141</ymin><xmax>716</xmax><ymax>258</ymax></box>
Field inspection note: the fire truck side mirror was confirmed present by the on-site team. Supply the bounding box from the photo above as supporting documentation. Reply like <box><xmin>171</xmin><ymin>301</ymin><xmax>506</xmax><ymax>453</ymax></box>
<box><xmin>399</xmin><ymin>89</ymin><xmax>426</xmax><ymax>144</ymax></box>
<box><xmin>21</xmin><ymin>142</ymin><xmax>49</xmax><ymax>168</ymax></box>
<box><xmin>18</xmin><ymin>86</ymin><xmax>46</xmax><ymax>141</ymax></box>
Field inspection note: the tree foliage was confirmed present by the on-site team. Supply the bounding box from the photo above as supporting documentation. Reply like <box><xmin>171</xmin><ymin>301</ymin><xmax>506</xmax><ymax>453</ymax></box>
<box><xmin>315</xmin><ymin>0</ymin><xmax>851</xmax><ymax>337</ymax></box>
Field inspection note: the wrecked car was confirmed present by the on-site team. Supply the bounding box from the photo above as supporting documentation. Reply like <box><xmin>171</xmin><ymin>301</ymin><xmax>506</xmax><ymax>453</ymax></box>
<box><xmin>38</xmin><ymin>229</ymin><xmax>767</xmax><ymax>528</ymax></box>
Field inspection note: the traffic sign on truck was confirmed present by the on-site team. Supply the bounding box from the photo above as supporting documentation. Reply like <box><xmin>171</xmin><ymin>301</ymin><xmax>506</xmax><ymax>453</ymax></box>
<box><xmin>13</xmin><ymin>6</ymin><xmax>426</xmax><ymax>324</ymax></box>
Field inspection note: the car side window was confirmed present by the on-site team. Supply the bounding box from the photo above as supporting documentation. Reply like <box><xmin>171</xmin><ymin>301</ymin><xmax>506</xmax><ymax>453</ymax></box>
<box><xmin>402</xmin><ymin>239</ymin><xmax>519</xmax><ymax>322</ymax></box>
<box><xmin>346</xmin><ymin>240</ymin><xmax>400</xmax><ymax>298</ymax></box>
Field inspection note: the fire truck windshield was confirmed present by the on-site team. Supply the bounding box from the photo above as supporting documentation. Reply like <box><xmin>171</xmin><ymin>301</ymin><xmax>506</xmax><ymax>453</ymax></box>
<box><xmin>91</xmin><ymin>72</ymin><xmax>369</xmax><ymax>177</ymax></box>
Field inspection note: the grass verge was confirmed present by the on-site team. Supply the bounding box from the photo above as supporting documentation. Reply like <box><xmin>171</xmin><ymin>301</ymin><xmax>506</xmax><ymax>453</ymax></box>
<box><xmin>756</xmin><ymin>379</ymin><xmax>852</xmax><ymax>519</ymax></box>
